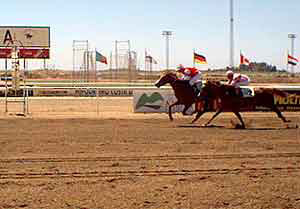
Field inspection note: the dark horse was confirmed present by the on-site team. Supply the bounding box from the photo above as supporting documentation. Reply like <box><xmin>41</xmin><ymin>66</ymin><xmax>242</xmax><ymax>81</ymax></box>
<box><xmin>192</xmin><ymin>81</ymin><xmax>290</xmax><ymax>128</ymax></box>
<box><xmin>154</xmin><ymin>72</ymin><xmax>204</xmax><ymax>121</ymax></box>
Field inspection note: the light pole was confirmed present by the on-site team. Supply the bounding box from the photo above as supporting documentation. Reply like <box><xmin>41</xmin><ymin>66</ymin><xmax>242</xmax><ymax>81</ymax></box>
<box><xmin>288</xmin><ymin>34</ymin><xmax>296</xmax><ymax>74</ymax></box>
<box><xmin>229</xmin><ymin>0</ymin><xmax>234</xmax><ymax>69</ymax></box>
<box><xmin>162</xmin><ymin>31</ymin><xmax>172</xmax><ymax>70</ymax></box>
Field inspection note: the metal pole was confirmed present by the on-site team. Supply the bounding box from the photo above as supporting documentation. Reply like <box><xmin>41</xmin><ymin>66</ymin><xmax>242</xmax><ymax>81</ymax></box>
<box><xmin>145</xmin><ymin>49</ymin><xmax>147</xmax><ymax>81</ymax></box>
<box><xmin>72</xmin><ymin>40</ymin><xmax>75</xmax><ymax>87</ymax></box>
<box><xmin>23</xmin><ymin>58</ymin><xmax>26</xmax><ymax>115</ymax></box>
<box><xmin>128</xmin><ymin>40</ymin><xmax>131</xmax><ymax>82</ymax></box>
<box><xmin>86</xmin><ymin>41</ymin><xmax>89</xmax><ymax>82</ymax></box>
<box><xmin>5</xmin><ymin>58</ymin><xmax>8</xmax><ymax>113</ymax></box>
<box><xmin>288</xmin><ymin>34</ymin><xmax>296</xmax><ymax>74</ymax></box>
<box><xmin>166</xmin><ymin>35</ymin><xmax>169</xmax><ymax>70</ymax></box>
<box><xmin>193</xmin><ymin>49</ymin><xmax>195</xmax><ymax>68</ymax></box>
<box><xmin>162</xmin><ymin>31</ymin><xmax>172</xmax><ymax>70</ymax></box>
<box><xmin>110</xmin><ymin>51</ymin><xmax>113</xmax><ymax>81</ymax></box>
<box><xmin>230</xmin><ymin>0</ymin><xmax>234</xmax><ymax>69</ymax></box>
<box><xmin>94</xmin><ymin>48</ymin><xmax>97</xmax><ymax>82</ymax></box>
<box><xmin>115</xmin><ymin>40</ymin><xmax>118</xmax><ymax>75</ymax></box>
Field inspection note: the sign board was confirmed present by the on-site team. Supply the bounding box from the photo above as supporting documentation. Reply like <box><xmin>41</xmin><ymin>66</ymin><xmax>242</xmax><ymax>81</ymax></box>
<box><xmin>0</xmin><ymin>48</ymin><xmax>49</xmax><ymax>59</ymax></box>
<box><xmin>270</xmin><ymin>89</ymin><xmax>300</xmax><ymax>111</ymax></box>
<box><xmin>33</xmin><ymin>88</ymin><xmax>75</xmax><ymax>97</ymax></box>
<box><xmin>0</xmin><ymin>26</ymin><xmax>50</xmax><ymax>48</ymax></box>
<box><xmin>19</xmin><ymin>48</ymin><xmax>49</xmax><ymax>59</ymax></box>
<box><xmin>74</xmin><ymin>88</ymin><xmax>134</xmax><ymax>97</ymax></box>
<box><xmin>133</xmin><ymin>90</ymin><xmax>194</xmax><ymax>113</ymax></box>
<box><xmin>0</xmin><ymin>48</ymin><xmax>12</xmax><ymax>58</ymax></box>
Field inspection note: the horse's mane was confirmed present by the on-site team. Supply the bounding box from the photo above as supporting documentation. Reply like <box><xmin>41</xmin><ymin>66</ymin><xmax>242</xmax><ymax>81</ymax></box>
<box><xmin>161</xmin><ymin>70</ymin><xmax>176</xmax><ymax>76</ymax></box>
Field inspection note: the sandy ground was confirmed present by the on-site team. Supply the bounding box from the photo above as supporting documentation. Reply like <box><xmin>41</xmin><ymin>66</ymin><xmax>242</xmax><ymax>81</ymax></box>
<box><xmin>0</xmin><ymin>97</ymin><xmax>300</xmax><ymax>209</ymax></box>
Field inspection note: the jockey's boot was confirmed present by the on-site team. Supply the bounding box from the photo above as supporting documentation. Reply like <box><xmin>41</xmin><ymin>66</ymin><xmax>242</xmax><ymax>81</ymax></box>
<box><xmin>235</xmin><ymin>88</ymin><xmax>243</xmax><ymax>97</ymax></box>
<box><xmin>192</xmin><ymin>84</ymin><xmax>200</xmax><ymax>97</ymax></box>
<box><xmin>193</xmin><ymin>82</ymin><xmax>202</xmax><ymax>97</ymax></box>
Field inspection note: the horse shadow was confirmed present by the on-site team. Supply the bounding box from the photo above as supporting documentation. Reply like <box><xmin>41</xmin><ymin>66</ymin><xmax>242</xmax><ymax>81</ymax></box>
<box><xmin>177</xmin><ymin>124</ymin><xmax>298</xmax><ymax>130</ymax></box>
<box><xmin>177</xmin><ymin>124</ymin><xmax>225</xmax><ymax>128</ymax></box>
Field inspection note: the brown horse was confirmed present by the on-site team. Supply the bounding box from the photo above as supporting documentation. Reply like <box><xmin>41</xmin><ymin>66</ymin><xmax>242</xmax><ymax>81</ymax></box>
<box><xmin>154</xmin><ymin>72</ymin><xmax>205</xmax><ymax>121</ymax></box>
<box><xmin>192</xmin><ymin>81</ymin><xmax>290</xmax><ymax>128</ymax></box>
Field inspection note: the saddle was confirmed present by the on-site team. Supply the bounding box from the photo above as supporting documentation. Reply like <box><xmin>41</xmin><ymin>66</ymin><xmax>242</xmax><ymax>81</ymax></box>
<box><xmin>225</xmin><ymin>85</ymin><xmax>254</xmax><ymax>98</ymax></box>
<box><xmin>240</xmin><ymin>87</ymin><xmax>254</xmax><ymax>97</ymax></box>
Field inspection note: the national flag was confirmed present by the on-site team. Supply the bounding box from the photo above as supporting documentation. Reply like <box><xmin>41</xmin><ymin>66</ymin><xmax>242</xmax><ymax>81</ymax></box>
<box><xmin>240</xmin><ymin>53</ymin><xmax>250</xmax><ymax>65</ymax></box>
<box><xmin>288</xmin><ymin>54</ymin><xmax>298</xmax><ymax>66</ymax></box>
<box><xmin>145</xmin><ymin>55</ymin><xmax>157</xmax><ymax>64</ymax></box>
<box><xmin>96</xmin><ymin>51</ymin><xmax>107</xmax><ymax>64</ymax></box>
<box><xmin>194</xmin><ymin>53</ymin><xmax>207</xmax><ymax>64</ymax></box>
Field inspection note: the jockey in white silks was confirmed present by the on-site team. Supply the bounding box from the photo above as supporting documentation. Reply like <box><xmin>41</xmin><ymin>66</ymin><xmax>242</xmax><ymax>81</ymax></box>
<box><xmin>226</xmin><ymin>70</ymin><xmax>250</xmax><ymax>96</ymax></box>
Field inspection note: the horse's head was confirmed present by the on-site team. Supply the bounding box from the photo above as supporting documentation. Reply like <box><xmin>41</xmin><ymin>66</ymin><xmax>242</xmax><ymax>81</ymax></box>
<box><xmin>154</xmin><ymin>72</ymin><xmax>177</xmax><ymax>88</ymax></box>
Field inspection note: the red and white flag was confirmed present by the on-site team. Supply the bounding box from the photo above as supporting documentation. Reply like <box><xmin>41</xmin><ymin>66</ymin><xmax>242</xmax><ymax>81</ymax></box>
<box><xmin>240</xmin><ymin>53</ymin><xmax>250</xmax><ymax>65</ymax></box>
<box><xmin>288</xmin><ymin>54</ymin><xmax>298</xmax><ymax>66</ymax></box>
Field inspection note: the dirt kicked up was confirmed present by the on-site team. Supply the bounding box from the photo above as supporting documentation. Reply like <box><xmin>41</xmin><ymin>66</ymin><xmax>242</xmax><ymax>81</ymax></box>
<box><xmin>0</xmin><ymin>97</ymin><xmax>300</xmax><ymax>208</ymax></box>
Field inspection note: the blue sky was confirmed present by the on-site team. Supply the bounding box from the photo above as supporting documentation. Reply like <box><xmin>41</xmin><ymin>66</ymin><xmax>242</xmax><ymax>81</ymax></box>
<box><xmin>1</xmin><ymin>0</ymin><xmax>300</xmax><ymax>71</ymax></box>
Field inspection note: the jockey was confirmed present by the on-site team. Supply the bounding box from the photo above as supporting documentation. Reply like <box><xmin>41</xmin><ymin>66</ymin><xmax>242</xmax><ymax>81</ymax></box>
<box><xmin>226</xmin><ymin>70</ymin><xmax>250</xmax><ymax>96</ymax></box>
<box><xmin>176</xmin><ymin>64</ymin><xmax>202</xmax><ymax>96</ymax></box>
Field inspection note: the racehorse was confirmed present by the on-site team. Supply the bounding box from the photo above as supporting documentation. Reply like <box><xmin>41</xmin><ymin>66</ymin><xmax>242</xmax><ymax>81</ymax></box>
<box><xmin>154</xmin><ymin>72</ymin><xmax>204</xmax><ymax>121</ymax></box>
<box><xmin>192</xmin><ymin>81</ymin><xmax>290</xmax><ymax>128</ymax></box>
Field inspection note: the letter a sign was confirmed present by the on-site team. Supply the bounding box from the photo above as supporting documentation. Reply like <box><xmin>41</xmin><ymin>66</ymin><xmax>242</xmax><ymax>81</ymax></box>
<box><xmin>3</xmin><ymin>30</ymin><xmax>13</xmax><ymax>45</ymax></box>
<box><xmin>0</xmin><ymin>26</ymin><xmax>50</xmax><ymax>47</ymax></box>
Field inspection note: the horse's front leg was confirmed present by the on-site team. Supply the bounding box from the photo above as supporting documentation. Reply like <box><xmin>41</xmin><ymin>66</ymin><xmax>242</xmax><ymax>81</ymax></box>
<box><xmin>233</xmin><ymin>111</ymin><xmax>246</xmax><ymax>129</ymax></box>
<box><xmin>271</xmin><ymin>105</ymin><xmax>291</xmax><ymax>123</ymax></box>
<box><xmin>205</xmin><ymin>108</ymin><xmax>223</xmax><ymax>126</ymax></box>
<box><xmin>168</xmin><ymin>100</ymin><xmax>180</xmax><ymax>121</ymax></box>
<box><xmin>182</xmin><ymin>104</ymin><xmax>192</xmax><ymax>115</ymax></box>
<box><xmin>192</xmin><ymin>110</ymin><xmax>206</xmax><ymax>124</ymax></box>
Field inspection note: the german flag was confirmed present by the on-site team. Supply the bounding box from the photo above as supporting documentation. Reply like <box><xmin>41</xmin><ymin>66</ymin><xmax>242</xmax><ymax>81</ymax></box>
<box><xmin>194</xmin><ymin>53</ymin><xmax>207</xmax><ymax>64</ymax></box>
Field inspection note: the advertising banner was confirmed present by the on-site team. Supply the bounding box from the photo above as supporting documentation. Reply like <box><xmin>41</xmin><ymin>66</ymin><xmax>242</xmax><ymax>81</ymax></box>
<box><xmin>271</xmin><ymin>90</ymin><xmax>300</xmax><ymax>111</ymax></box>
<box><xmin>133</xmin><ymin>90</ymin><xmax>194</xmax><ymax>113</ymax></box>
<box><xmin>33</xmin><ymin>88</ymin><xmax>75</xmax><ymax>97</ymax></box>
<box><xmin>74</xmin><ymin>88</ymin><xmax>134</xmax><ymax>97</ymax></box>
<box><xmin>0</xmin><ymin>48</ymin><xmax>12</xmax><ymax>58</ymax></box>
<box><xmin>19</xmin><ymin>48</ymin><xmax>49</xmax><ymax>59</ymax></box>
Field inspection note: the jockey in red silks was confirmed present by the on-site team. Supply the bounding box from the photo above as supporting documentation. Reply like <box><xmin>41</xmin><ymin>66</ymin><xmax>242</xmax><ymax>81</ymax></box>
<box><xmin>226</xmin><ymin>70</ymin><xmax>250</xmax><ymax>96</ymax></box>
<box><xmin>176</xmin><ymin>64</ymin><xmax>202</xmax><ymax>96</ymax></box>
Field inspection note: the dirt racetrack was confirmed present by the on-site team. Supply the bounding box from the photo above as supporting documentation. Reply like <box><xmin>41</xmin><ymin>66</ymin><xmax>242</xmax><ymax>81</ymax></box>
<box><xmin>0</xmin><ymin>97</ymin><xmax>300</xmax><ymax>209</ymax></box>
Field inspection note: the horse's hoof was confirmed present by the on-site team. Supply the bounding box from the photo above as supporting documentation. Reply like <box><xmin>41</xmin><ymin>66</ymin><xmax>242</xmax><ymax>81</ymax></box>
<box><xmin>235</xmin><ymin>124</ymin><xmax>245</xmax><ymax>129</ymax></box>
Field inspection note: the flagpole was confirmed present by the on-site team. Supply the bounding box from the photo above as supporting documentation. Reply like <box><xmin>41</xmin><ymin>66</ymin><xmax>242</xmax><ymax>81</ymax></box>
<box><xmin>145</xmin><ymin>49</ymin><xmax>147</xmax><ymax>81</ymax></box>
<box><xmin>287</xmin><ymin>49</ymin><xmax>289</xmax><ymax>73</ymax></box>
<box><xmin>239</xmin><ymin>50</ymin><xmax>241</xmax><ymax>72</ymax></box>
<box><xmin>95</xmin><ymin>48</ymin><xmax>97</xmax><ymax>82</ymax></box>
<box><xmin>193</xmin><ymin>49</ymin><xmax>195</xmax><ymax>68</ymax></box>
<box><xmin>95</xmin><ymin>48</ymin><xmax>97</xmax><ymax>73</ymax></box>
<box><xmin>110</xmin><ymin>51</ymin><xmax>113</xmax><ymax>81</ymax></box>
